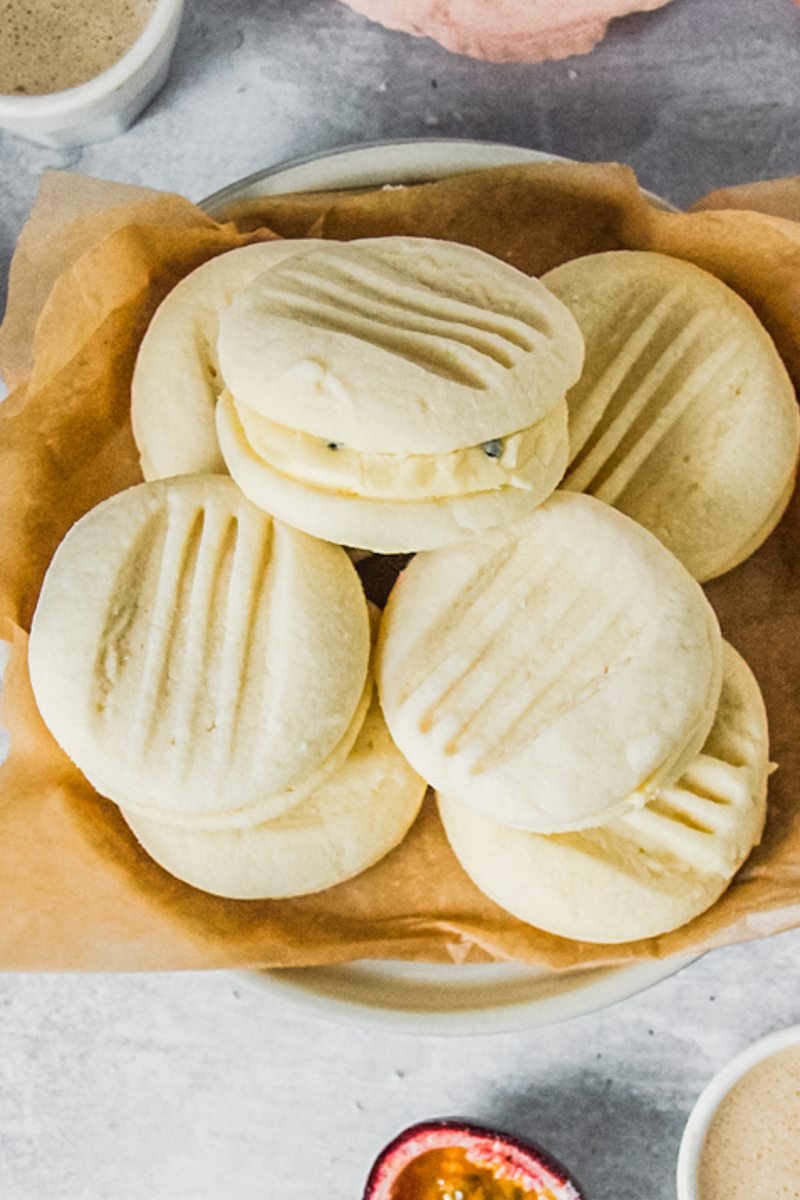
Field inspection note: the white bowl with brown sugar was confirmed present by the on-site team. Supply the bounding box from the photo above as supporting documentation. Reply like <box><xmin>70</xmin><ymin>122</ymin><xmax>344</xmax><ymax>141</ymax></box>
<box><xmin>0</xmin><ymin>0</ymin><xmax>183</xmax><ymax>146</ymax></box>
<box><xmin>677</xmin><ymin>1023</ymin><xmax>800</xmax><ymax>1200</ymax></box>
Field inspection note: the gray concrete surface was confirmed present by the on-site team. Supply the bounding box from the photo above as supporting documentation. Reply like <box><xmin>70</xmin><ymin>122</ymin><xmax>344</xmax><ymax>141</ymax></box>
<box><xmin>1</xmin><ymin>1</ymin><xmax>799</xmax><ymax>1197</ymax></box>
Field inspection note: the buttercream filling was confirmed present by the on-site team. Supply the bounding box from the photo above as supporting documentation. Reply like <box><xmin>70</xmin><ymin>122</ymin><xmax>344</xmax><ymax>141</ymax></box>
<box><xmin>228</xmin><ymin>391</ymin><xmax>566</xmax><ymax>501</ymax></box>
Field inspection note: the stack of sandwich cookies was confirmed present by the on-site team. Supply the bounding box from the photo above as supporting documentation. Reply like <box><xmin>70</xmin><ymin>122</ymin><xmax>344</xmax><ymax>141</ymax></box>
<box><xmin>438</xmin><ymin>643</ymin><xmax>769</xmax><ymax>943</ymax></box>
<box><xmin>29</xmin><ymin>475</ymin><xmax>426</xmax><ymax>898</ymax></box>
<box><xmin>544</xmin><ymin>250</ymin><xmax>800</xmax><ymax>581</ymax></box>
<box><xmin>27</xmin><ymin>231</ymin><xmax>787</xmax><ymax>935</ymax></box>
<box><xmin>377</xmin><ymin>492</ymin><xmax>724</xmax><ymax>834</ymax></box>
<box><xmin>215</xmin><ymin>237</ymin><xmax>585</xmax><ymax>552</ymax></box>
<box><xmin>132</xmin><ymin>240</ymin><xmax>324</xmax><ymax>480</ymax></box>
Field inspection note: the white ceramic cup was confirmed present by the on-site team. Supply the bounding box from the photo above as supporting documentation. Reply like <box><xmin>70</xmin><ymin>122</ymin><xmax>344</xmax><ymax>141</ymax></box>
<box><xmin>676</xmin><ymin>1022</ymin><xmax>800</xmax><ymax>1199</ymax></box>
<box><xmin>0</xmin><ymin>0</ymin><xmax>184</xmax><ymax>148</ymax></box>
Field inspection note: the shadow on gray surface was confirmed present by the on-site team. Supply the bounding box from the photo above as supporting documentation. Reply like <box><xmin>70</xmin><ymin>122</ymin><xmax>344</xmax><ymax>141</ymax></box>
<box><xmin>165</xmin><ymin>0</ymin><xmax>355</xmax><ymax>99</ymax></box>
<box><xmin>475</xmin><ymin>1071</ymin><xmax>686</xmax><ymax>1200</ymax></box>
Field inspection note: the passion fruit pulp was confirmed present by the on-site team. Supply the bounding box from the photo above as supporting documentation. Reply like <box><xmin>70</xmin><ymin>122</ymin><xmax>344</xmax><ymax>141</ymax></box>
<box><xmin>363</xmin><ymin>1119</ymin><xmax>586</xmax><ymax>1200</ymax></box>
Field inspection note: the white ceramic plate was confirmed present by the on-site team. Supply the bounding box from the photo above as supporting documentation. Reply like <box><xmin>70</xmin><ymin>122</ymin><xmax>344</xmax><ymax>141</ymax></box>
<box><xmin>207</xmin><ymin>138</ymin><xmax>689</xmax><ymax>1034</ymax></box>
<box><xmin>203</xmin><ymin>137</ymin><xmax>676</xmax><ymax>215</ymax></box>
<box><xmin>237</xmin><ymin>955</ymin><xmax>690</xmax><ymax>1036</ymax></box>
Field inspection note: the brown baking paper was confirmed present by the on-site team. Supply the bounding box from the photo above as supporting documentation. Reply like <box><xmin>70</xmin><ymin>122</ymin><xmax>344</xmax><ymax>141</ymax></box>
<box><xmin>1</xmin><ymin>162</ymin><xmax>800</xmax><ymax>972</ymax></box>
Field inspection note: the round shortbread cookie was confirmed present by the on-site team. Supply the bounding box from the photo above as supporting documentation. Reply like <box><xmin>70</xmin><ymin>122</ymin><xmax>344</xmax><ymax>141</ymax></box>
<box><xmin>543</xmin><ymin>250</ymin><xmax>800</xmax><ymax>582</ymax></box>
<box><xmin>132</xmin><ymin>240</ymin><xmax>323</xmax><ymax>480</ymax></box>
<box><xmin>29</xmin><ymin>475</ymin><xmax>370</xmax><ymax>822</ymax></box>
<box><xmin>438</xmin><ymin>643</ymin><xmax>768</xmax><ymax>944</ymax></box>
<box><xmin>217</xmin><ymin>236</ymin><xmax>584</xmax><ymax>454</ymax></box>
<box><xmin>377</xmin><ymin>491</ymin><xmax>723</xmax><ymax>832</ymax></box>
<box><xmin>710</xmin><ymin>470</ymin><xmax>797</xmax><ymax>579</ymax></box>
<box><xmin>114</xmin><ymin>599</ymin><xmax>378</xmax><ymax>831</ymax></box>
<box><xmin>97</xmin><ymin>675</ymin><xmax>373</xmax><ymax>831</ymax></box>
<box><xmin>121</xmin><ymin>695</ymin><xmax>427</xmax><ymax>899</ymax></box>
<box><xmin>216</xmin><ymin>388</ymin><xmax>569</xmax><ymax>553</ymax></box>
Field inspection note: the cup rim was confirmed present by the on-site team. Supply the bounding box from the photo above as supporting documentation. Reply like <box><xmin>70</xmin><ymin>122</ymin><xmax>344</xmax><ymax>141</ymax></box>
<box><xmin>0</xmin><ymin>0</ymin><xmax>183</xmax><ymax>115</ymax></box>
<box><xmin>676</xmin><ymin>1022</ymin><xmax>800</xmax><ymax>1200</ymax></box>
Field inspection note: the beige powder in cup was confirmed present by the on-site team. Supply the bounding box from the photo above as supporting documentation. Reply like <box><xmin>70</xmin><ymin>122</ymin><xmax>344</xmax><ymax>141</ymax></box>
<box><xmin>0</xmin><ymin>1</ymin><xmax>157</xmax><ymax>95</ymax></box>
<box><xmin>699</xmin><ymin>1044</ymin><xmax>800</xmax><ymax>1199</ymax></box>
